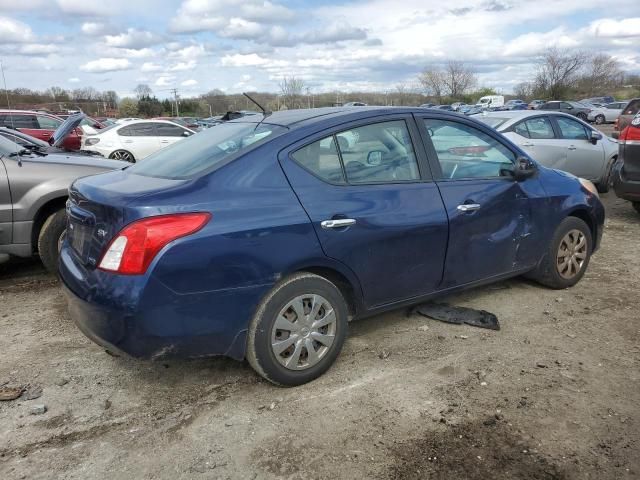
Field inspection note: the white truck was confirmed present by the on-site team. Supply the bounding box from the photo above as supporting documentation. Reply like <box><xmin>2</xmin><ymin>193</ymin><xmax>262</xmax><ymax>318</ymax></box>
<box><xmin>476</xmin><ymin>95</ymin><xmax>505</xmax><ymax>109</ymax></box>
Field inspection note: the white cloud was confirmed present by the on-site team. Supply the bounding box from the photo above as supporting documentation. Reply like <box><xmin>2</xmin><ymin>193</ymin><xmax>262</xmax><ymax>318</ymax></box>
<box><xmin>220</xmin><ymin>53</ymin><xmax>270</xmax><ymax>67</ymax></box>
<box><xmin>587</xmin><ymin>18</ymin><xmax>640</xmax><ymax>38</ymax></box>
<box><xmin>104</xmin><ymin>28</ymin><xmax>159</xmax><ymax>48</ymax></box>
<box><xmin>503</xmin><ymin>28</ymin><xmax>580</xmax><ymax>57</ymax></box>
<box><xmin>68</xmin><ymin>77</ymin><xmax>80</xmax><ymax>83</ymax></box>
<box><xmin>0</xmin><ymin>16</ymin><xmax>34</xmax><ymax>43</ymax></box>
<box><xmin>56</xmin><ymin>0</ymin><xmax>110</xmax><ymax>16</ymax></box>
<box><xmin>18</xmin><ymin>43</ymin><xmax>58</xmax><ymax>55</ymax></box>
<box><xmin>141</xmin><ymin>62</ymin><xmax>163</xmax><ymax>72</ymax></box>
<box><xmin>81</xmin><ymin>22</ymin><xmax>107</xmax><ymax>36</ymax></box>
<box><xmin>170</xmin><ymin>0</ymin><xmax>294</xmax><ymax>34</ymax></box>
<box><xmin>155</xmin><ymin>75</ymin><xmax>175</xmax><ymax>86</ymax></box>
<box><xmin>219</xmin><ymin>17</ymin><xmax>265</xmax><ymax>39</ymax></box>
<box><xmin>80</xmin><ymin>58</ymin><xmax>131</xmax><ymax>73</ymax></box>
<box><xmin>169</xmin><ymin>60</ymin><xmax>197</xmax><ymax>71</ymax></box>
<box><xmin>181</xmin><ymin>79</ymin><xmax>198</xmax><ymax>86</ymax></box>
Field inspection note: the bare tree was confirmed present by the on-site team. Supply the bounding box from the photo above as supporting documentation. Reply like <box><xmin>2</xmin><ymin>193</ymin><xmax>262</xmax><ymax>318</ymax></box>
<box><xmin>580</xmin><ymin>54</ymin><xmax>624</xmax><ymax>96</ymax></box>
<box><xmin>134</xmin><ymin>84</ymin><xmax>153</xmax><ymax>100</ymax></box>
<box><xmin>442</xmin><ymin>61</ymin><xmax>476</xmax><ymax>98</ymax></box>
<box><xmin>513</xmin><ymin>81</ymin><xmax>533</xmax><ymax>99</ymax></box>
<box><xmin>534</xmin><ymin>47</ymin><xmax>588</xmax><ymax>100</ymax></box>
<box><xmin>279</xmin><ymin>76</ymin><xmax>307</xmax><ymax>109</ymax></box>
<box><xmin>418</xmin><ymin>67</ymin><xmax>445</xmax><ymax>102</ymax></box>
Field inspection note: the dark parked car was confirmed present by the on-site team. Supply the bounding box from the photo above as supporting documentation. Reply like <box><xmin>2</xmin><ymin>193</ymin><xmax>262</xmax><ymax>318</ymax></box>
<box><xmin>613</xmin><ymin>111</ymin><xmax>640</xmax><ymax>214</ymax></box>
<box><xmin>0</xmin><ymin>114</ymin><xmax>126</xmax><ymax>272</ymax></box>
<box><xmin>433</xmin><ymin>105</ymin><xmax>454</xmax><ymax>111</ymax></box>
<box><xmin>60</xmin><ymin>107</ymin><xmax>604</xmax><ymax>386</ymax></box>
<box><xmin>539</xmin><ymin>101</ymin><xmax>592</xmax><ymax>121</ymax></box>
<box><xmin>612</xmin><ymin>98</ymin><xmax>640</xmax><ymax>139</ymax></box>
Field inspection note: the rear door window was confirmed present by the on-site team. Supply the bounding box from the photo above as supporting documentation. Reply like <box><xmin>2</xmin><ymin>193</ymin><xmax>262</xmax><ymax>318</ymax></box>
<box><xmin>2</xmin><ymin>114</ymin><xmax>38</xmax><ymax>129</ymax></box>
<box><xmin>36</xmin><ymin>115</ymin><xmax>62</xmax><ymax>129</ymax></box>
<box><xmin>118</xmin><ymin>123</ymin><xmax>156</xmax><ymax>136</ymax></box>
<box><xmin>291</xmin><ymin>136</ymin><xmax>345</xmax><ymax>184</ymax></box>
<box><xmin>155</xmin><ymin>123</ymin><xmax>191</xmax><ymax>137</ymax></box>
<box><xmin>556</xmin><ymin>117</ymin><xmax>589</xmax><ymax>140</ymax></box>
<box><xmin>522</xmin><ymin>117</ymin><xmax>555</xmax><ymax>139</ymax></box>
<box><xmin>337</xmin><ymin>120</ymin><xmax>420</xmax><ymax>184</ymax></box>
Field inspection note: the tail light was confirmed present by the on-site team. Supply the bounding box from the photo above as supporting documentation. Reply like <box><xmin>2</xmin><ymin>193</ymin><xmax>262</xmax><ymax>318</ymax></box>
<box><xmin>98</xmin><ymin>213</ymin><xmax>211</xmax><ymax>275</ymax></box>
<box><xmin>618</xmin><ymin>125</ymin><xmax>640</xmax><ymax>144</ymax></box>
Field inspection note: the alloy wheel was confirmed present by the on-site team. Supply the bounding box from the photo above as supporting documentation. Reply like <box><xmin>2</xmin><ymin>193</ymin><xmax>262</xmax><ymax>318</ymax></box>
<box><xmin>111</xmin><ymin>150</ymin><xmax>134</xmax><ymax>162</ymax></box>
<box><xmin>556</xmin><ymin>229</ymin><xmax>587</xmax><ymax>279</ymax></box>
<box><xmin>595</xmin><ymin>115</ymin><xmax>605</xmax><ymax>125</ymax></box>
<box><xmin>271</xmin><ymin>294</ymin><xmax>337</xmax><ymax>371</ymax></box>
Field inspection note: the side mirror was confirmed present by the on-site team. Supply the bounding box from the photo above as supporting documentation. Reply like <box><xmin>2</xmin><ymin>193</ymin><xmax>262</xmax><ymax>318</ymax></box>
<box><xmin>566</xmin><ymin>106</ymin><xmax>573</xmax><ymax>110</ymax></box>
<box><xmin>590</xmin><ymin>130</ymin><xmax>602</xmax><ymax>145</ymax></box>
<box><xmin>183</xmin><ymin>131</ymin><xmax>192</xmax><ymax>137</ymax></box>
<box><xmin>367</xmin><ymin>150</ymin><xmax>383</xmax><ymax>166</ymax></box>
<box><xmin>513</xmin><ymin>156</ymin><xmax>537</xmax><ymax>181</ymax></box>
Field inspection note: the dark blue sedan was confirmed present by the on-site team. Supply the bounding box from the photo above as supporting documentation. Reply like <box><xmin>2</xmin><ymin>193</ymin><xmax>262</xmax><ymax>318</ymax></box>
<box><xmin>60</xmin><ymin>107</ymin><xmax>605</xmax><ymax>386</ymax></box>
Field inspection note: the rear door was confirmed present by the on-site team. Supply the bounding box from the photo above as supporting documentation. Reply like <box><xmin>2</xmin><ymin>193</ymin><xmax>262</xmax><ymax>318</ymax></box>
<box><xmin>503</xmin><ymin>115</ymin><xmax>571</xmax><ymax>170</ymax></box>
<box><xmin>552</xmin><ymin>116</ymin><xmax>605</xmax><ymax>180</ymax></box>
<box><xmin>279</xmin><ymin>114</ymin><xmax>449</xmax><ymax>308</ymax></box>
<box><xmin>416</xmin><ymin>114</ymin><xmax>541</xmax><ymax>287</ymax></box>
<box><xmin>118</xmin><ymin>123</ymin><xmax>158</xmax><ymax>159</ymax></box>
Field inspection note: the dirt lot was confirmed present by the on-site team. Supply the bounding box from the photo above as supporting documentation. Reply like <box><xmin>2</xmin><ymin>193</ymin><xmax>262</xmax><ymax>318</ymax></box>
<box><xmin>1</xmin><ymin>191</ymin><xmax>639</xmax><ymax>480</ymax></box>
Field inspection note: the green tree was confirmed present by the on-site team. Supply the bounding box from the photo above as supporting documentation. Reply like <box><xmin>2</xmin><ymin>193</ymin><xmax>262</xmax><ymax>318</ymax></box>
<box><xmin>118</xmin><ymin>97</ymin><xmax>138</xmax><ymax>117</ymax></box>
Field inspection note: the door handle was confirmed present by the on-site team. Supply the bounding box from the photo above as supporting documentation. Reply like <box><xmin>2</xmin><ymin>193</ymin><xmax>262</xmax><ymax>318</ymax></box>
<box><xmin>521</xmin><ymin>142</ymin><xmax>534</xmax><ymax>147</ymax></box>
<box><xmin>567</xmin><ymin>145</ymin><xmax>577</xmax><ymax>150</ymax></box>
<box><xmin>457</xmin><ymin>203</ymin><xmax>481</xmax><ymax>213</ymax></box>
<box><xmin>321</xmin><ymin>219</ymin><xmax>356</xmax><ymax>229</ymax></box>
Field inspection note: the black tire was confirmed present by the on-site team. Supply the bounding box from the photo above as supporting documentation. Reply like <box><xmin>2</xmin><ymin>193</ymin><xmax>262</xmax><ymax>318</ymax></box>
<box><xmin>247</xmin><ymin>272</ymin><xmax>348</xmax><ymax>386</ymax></box>
<box><xmin>576</xmin><ymin>112</ymin><xmax>587</xmax><ymax>121</ymax></box>
<box><xmin>37</xmin><ymin>209</ymin><xmax>67</xmax><ymax>274</ymax></box>
<box><xmin>109</xmin><ymin>150</ymin><xmax>135</xmax><ymax>163</ymax></box>
<box><xmin>596</xmin><ymin>158</ymin><xmax>616</xmax><ymax>193</ymax></box>
<box><xmin>530</xmin><ymin>217</ymin><xmax>592</xmax><ymax>289</ymax></box>
<box><xmin>633</xmin><ymin>202</ymin><xmax>640</xmax><ymax>215</ymax></box>
<box><xmin>594</xmin><ymin>114</ymin><xmax>605</xmax><ymax>125</ymax></box>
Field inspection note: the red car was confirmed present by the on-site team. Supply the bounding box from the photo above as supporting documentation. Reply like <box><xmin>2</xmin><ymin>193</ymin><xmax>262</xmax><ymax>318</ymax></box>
<box><xmin>0</xmin><ymin>110</ymin><xmax>104</xmax><ymax>150</ymax></box>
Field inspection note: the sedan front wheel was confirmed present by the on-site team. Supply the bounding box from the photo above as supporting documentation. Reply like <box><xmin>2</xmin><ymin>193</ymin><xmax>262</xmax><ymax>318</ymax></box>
<box><xmin>530</xmin><ymin>217</ymin><xmax>592</xmax><ymax>289</ymax></box>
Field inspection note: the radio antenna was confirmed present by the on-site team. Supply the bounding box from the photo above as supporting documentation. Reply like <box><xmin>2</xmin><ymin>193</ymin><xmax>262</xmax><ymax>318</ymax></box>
<box><xmin>1</xmin><ymin>59</ymin><xmax>22</xmax><ymax>164</ymax></box>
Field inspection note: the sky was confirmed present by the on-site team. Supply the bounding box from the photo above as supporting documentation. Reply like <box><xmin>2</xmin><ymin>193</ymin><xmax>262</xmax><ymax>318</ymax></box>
<box><xmin>0</xmin><ymin>0</ymin><xmax>639</xmax><ymax>99</ymax></box>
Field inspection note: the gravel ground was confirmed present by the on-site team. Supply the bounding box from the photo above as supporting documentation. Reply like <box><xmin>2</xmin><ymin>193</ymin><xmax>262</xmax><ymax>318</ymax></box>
<box><xmin>1</xmin><ymin>190</ymin><xmax>638</xmax><ymax>479</ymax></box>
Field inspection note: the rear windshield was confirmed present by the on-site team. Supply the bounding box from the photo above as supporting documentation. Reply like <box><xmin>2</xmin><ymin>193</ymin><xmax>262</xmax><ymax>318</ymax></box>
<box><xmin>475</xmin><ymin>116</ymin><xmax>509</xmax><ymax>129</ymax></box>
<box><xmin>128</xmin><ymin>121</ymin><xmax>286</xmax><ymax>179</ymax></box>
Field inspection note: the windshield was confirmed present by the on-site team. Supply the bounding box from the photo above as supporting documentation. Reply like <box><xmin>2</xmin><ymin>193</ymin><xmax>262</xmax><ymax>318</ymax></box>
<box><xmin>479</xmin><ymin>98</ymin><xmax>490</xmax><ymax>104</ymax></box>
<box><xmin>128</xmin><ymin>121</ymin><xmax>287</xmax><ymax>179</ymax></box>
<box><xmin>0</xmin><ymin>134</ymin><xmax>24</xmax><ymax>156</ymax></box>
<box><xmin>475</xmin><ymin>116</ymin><xmax>509</xmax><ymax>129</ymax></box>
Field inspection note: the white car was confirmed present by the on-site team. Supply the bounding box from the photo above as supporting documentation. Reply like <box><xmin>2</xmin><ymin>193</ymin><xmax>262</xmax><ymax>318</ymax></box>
<box><xmin>587</xmin><ymin>101</ymin><xmax>627</xmax><ymax>125</ymax></box>
<box><xmin>82</xmin><ymin>120</ymin><xmax>195</xmax><ymax>162</ymax></box>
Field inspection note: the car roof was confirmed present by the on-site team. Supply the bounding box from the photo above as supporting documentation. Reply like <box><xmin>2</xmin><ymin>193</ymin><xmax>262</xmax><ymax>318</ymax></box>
<box><xmin>226</xmin><ymin>106</ymin><xmax>465</xmax><ymax>128</ymax></box>
<box><xmin>0</xmin><ymin>109</ymin><xmax>60</xmax><ymax>117</ymax></box>
<box><xmin>473</xmin><ymin>110</ymin><xmax>584</xmax><ymax>120</ymax></box>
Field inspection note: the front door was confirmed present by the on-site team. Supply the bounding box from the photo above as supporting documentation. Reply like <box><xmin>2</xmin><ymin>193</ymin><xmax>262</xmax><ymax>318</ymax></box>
<box><xmin>279</xmin><ymin>115</ymin><xmax>449</xmax><ymax>308</ymax></box>
<box><xmin>417</xmin><ymin>115</ymin><xmax>540</xmax><ymax>288</ymax></box>
<box><xmin>552</xmin><ymin>116</ymin><xmax>605</xmax><ymax>181</ymax></box>
<box><xmin>154</xmin><ymin>123</ymin><xmax>192</xmax><ymax>150</ymax></box>
<box><xmin>0</xmin><ymin>158</ymin><xmax>11</xmax><ymax>244</ymax></box>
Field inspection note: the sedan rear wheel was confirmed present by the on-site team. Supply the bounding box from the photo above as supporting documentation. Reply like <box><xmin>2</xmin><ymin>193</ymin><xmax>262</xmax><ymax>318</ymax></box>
<box><xmin>109</xmin><ymin>150</ymin><xmax>135</xmax><ymax>163</ymax></box>
<box><xmin>576</xmin><ymin>113</ymin><xmax>587</xmax><ymax>121</ymax></box>
<box><xmin>594</xmin><ymin>114</ymin><xmax>605</xmax><ymax>125</ymax></box>
<box><xmin>247</xmin><ymin>273</ymin><xmax>348</xmax><ymax>386</ymax></box>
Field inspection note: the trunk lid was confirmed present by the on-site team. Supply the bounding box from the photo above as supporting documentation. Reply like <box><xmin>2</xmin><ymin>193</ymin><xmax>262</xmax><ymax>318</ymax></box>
<box><xmin>67</xmin><ymin>169</ymin><xmax>190</xmax><ymax>267</ymax></box>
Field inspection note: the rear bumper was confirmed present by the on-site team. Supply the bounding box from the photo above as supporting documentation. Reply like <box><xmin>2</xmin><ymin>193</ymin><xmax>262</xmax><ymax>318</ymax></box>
<box><xmin>59</xmin><ymin>246</ymin><xmax>272</xmax><ymax>361</ymax></box>
<box><xmin>613</xmin><ymin>163</ymin><xmax>640</xmax><ymax>202</ymax></box>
